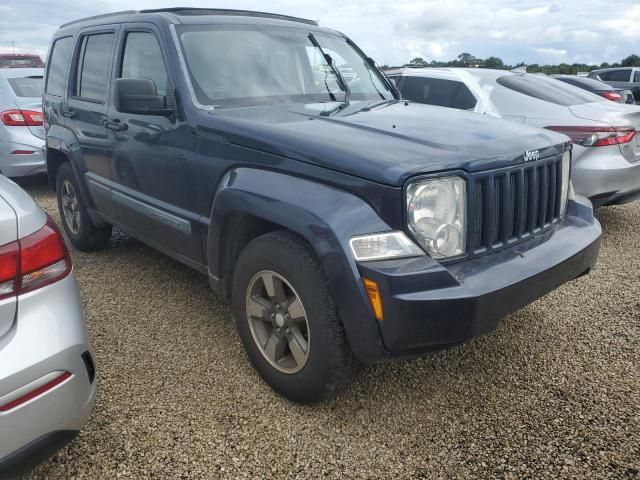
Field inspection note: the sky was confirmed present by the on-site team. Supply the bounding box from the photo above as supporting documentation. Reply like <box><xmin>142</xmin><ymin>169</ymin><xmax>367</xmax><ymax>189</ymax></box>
<box><xmin>1</xmin><ymin>0</ymin><xmax>639</xmax><ymax>66</ymax></box>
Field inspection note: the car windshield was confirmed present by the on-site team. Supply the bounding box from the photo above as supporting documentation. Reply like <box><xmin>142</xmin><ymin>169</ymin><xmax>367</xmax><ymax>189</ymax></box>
<box><xmin>497</xmin><ymin>74</ymin><xmax>604</xmax><ymax>106</ymax></box>
<box><xmin>6</xmin><ymin>75</ymin><xmax>44</xmax><ymax>97</ymax></box>
<box><xmin>176</xmin><ymin>24</ymin><xmax>394</xmax><ymax>108</ymax></box>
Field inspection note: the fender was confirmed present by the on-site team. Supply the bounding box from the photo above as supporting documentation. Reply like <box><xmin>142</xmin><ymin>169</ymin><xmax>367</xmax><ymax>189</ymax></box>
<box><xmin>208</xmin><ymin>168</ymin><xmax>394</xmax><ymax>363</ymax></box>
<box><xmin>46</xmin><ymin>125</ymin><xmax>107</xmax><ymax>227</ymax></box>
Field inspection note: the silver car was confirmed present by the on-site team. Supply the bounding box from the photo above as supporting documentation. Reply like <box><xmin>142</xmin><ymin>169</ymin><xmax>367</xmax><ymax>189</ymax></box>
<box><xmin>588</xmin><ymin>67</ymin><xmax>640</xmax><ymax>104</ymax></box>
<box><xmin>0</xmin><ymin>68</ymin><xmax>46</xmax><ymax>178</ymax></box>
<box><xmin>0</xmin><ymin>175</ymin><xmax>95</xmax><ymax>477</ymax></box>
<box><xmin>388</xmin><ymin>68</ymin><xmax>640</xmax><ymax>207</ymax></box>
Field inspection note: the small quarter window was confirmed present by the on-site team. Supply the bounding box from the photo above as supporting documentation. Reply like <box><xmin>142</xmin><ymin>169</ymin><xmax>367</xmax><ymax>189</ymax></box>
<box><xmin>45</xmin><ymin>37</ymin><xmax>74</xmax><ymax>97</ymax></box>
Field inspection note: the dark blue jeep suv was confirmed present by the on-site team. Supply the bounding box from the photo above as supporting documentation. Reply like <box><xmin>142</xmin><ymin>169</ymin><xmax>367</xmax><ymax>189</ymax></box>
<box><xmin>43</xmin><ymin>8</ymin><xmax>601</xmax><ymax>403</ymax></box>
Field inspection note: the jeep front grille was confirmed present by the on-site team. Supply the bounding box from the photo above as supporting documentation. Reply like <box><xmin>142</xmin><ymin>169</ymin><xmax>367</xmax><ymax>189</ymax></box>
<box><xmin>468</xmin><ymin>154</ymin><xmax>564</xmax><ymax>255</ymax></box>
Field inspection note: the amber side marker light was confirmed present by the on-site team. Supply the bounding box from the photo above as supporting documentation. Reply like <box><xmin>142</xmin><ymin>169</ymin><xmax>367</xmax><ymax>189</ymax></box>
<box><xmin>363</xmin><ymin>278</ymin><xmax>384</xmax><ymax>321</ymax></box>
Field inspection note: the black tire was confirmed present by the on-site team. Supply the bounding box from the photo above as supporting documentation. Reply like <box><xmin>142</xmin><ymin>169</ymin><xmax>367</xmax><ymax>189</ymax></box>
<box><xmin>56</xmin><ymin>162</ymin><xmax>112</xmax><ymax>251</ymax></box>
<box><xmin>232</xmin><ymin>230</ymin><xmax>360</xmax><ymax>403</ymax></box>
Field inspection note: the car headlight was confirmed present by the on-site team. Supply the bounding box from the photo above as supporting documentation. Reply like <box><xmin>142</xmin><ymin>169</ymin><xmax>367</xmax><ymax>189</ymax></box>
<box><xmin>560</xmin><ymin>150</ymin><xmax>571</xmax><ymax>215</ymax></box>
<box><xmin>407</xmin><ymin>176</ymin><xmax>466</xmax><ymax>259</ymax></box>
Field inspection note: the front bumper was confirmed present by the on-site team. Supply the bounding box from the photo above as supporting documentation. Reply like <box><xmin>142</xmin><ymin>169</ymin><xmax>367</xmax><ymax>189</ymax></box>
<box><xmin>571</xmin><ymin>144</ymin><xmax>640</xmax><ymax>207</ymax></box>
<box><xmin>0</xmin><ymin>273</ymin><xmax>96</xmax><ymax>477</ymax></box>
<box><xmin>358</xmin><ymin>197</ymin><xmax>601</xmax><ymax>359</ymax></box>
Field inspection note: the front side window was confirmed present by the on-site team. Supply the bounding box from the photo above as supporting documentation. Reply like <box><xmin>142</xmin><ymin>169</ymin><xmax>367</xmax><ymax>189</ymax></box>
<box><xmin>602</xmin><ymin>69</ymin><xmax>632</xmax><ymax>82</ymax></box>
<box><xmin>7</xmin><ymin>76</ymin><xmax>44</xmax><ymax>98</ymax></box>
<box><xmin>120</xmin><ymin>32</ymin><xmax>169</xmax><ymax>95</ymax></box>
<box><xmin>176</xmin><ymin>25</ymin><xmax>394</xmax><ymax>108</ymax></box>
<box><xmin>634</xmin><ymin>71</ymin><xmax>640</xmax><ymax>83</ymax></box>
<box><xmin>400</xmin><ymin>77</ymin><xmax>477</xmax><ymax>110</ymax></box>
<box><xmin>76</xmin><ymin>33</ymin><xmax>115</xmax><ymax>102</ymax></box>
<box><xmin>46</xmin><ymin>37</ymin><xmax>74</xmax><ymax>96</ymax></box>
<box><xmin>497</xmin><ymin>74</ymin><xmax>603</xmax><ymax>106</ymax></box>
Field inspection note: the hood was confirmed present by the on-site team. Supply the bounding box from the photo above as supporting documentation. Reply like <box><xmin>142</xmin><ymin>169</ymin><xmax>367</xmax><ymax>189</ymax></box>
<box><xmin>13</xmin><ymin>97</ymin><xmax>44</xmax><ymax>140</ymax></box>
<box><xmin>200</xmin><ymin>101</ymin><xmax>568</xmax><ymax>186</ymax></box>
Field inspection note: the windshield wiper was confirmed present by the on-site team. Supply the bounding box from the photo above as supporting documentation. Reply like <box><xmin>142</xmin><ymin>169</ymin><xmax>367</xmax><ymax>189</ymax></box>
<box><xmin>308</xmin><ymin>33</ymin><xmax>351</xmax><ymax>108</ymax></box>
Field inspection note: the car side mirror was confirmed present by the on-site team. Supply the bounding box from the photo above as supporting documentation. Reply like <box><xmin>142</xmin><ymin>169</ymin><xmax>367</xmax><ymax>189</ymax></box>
<box><xmin>114</xmin><ymin>78</ymin><xmax>174</xmax><ymax>116</ymax></box>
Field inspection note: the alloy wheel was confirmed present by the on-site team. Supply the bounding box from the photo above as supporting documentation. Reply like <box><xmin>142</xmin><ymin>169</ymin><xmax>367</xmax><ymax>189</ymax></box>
<box><xmin>245</xmin><ymin>270</ymin><xmax>311</xmax><ymax>374</ymax></box>
<box><xmin>61</xmin><ymin>180</ymin><xmax>81</xmax><ymax>235</ymax></box>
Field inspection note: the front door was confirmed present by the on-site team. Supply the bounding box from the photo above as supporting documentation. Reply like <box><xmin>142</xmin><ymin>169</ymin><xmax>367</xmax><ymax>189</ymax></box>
<box><xmin>108</xmin><ymin>26</ymin><xmax>203</xmax><ymax>265</ymax></box>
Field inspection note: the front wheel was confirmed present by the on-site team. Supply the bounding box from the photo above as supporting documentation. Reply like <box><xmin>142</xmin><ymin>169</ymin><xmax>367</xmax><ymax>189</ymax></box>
<box><xmin>232</xmin><ymin>231</ymin><xmax>360</xmax><ymax>403</ymax></box>
<box><xmin>56</xmin><ymin>162</ymin><xmax>112</xmax><ymax>251</ymax></box>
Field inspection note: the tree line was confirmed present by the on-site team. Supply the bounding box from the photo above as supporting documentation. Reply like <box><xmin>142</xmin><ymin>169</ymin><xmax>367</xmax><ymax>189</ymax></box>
<box><xmin>386</xmin><ymin>53</ymin><xmax>640</xmax><ymax>75</ymax></box>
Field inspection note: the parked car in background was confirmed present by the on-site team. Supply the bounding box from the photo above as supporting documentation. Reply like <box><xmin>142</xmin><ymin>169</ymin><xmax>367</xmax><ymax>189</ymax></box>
<box><xmin>0</xmin><ymin>54</ymin><xmax>44</xmax><ymax>69</ymax></box>
<box><xmin>0</xmin><ymin>68</ymin><xmax>46</xmax><ymax>177</ymax></box>
<box><xmin>43</xmin><ymin>9</ymin><xmax>602</xmax><ymax>403</ymax></box>
<box><xmin>388</xmin><ymin>68</ymin><xmax>640</xmax><ymax>207</ymax></box>
<box><xmin>588</xmin><ymin>67</ymin><xmax>640</xmax><ymax>104</ymax></box>
<box><xmin>551</xmin><ymin>74</ymin><xmax>635</xmax><ymax>104</ymax></box>
<box><xmin>0</xmin><ymin>175</ymin><xmax>96</xmax><ymax>477</ymax></box>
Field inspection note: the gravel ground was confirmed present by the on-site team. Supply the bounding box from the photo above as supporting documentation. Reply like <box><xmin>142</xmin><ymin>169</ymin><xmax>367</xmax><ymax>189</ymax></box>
<box><xmin>18</xmin><ymin>176</ymin><xmax>639</xmax><ymax>479</ymax></box>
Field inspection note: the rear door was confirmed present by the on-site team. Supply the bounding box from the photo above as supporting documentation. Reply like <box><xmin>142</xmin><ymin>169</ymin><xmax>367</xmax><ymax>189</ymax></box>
<box><xmin>65</xmin><ymin>27</ymin><xmax>118</xmax><ymax>219</ymax></box>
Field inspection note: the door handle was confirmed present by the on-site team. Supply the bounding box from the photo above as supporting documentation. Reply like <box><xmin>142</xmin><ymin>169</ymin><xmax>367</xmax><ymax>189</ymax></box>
<box><xmin>103</xmin><ymin>118</ymin><xmax>128</xmax><ymax>131</ymax></box>
<box><xmin>61</xmin><ymin>107</ymin><xmax>75</xmax><ymax>118</ymax></box>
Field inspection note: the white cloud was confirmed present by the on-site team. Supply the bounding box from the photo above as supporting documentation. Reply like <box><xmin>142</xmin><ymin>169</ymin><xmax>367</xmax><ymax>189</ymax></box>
<box><xmin>0</xmin><ymin>0</ymin><xmax>638</xmax><ymax>66</ymax></box>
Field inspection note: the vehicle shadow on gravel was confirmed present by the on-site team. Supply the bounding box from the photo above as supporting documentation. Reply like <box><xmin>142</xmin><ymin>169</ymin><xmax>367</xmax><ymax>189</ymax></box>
<box><xmin>19</xmin><ymin>180</ymin><xmax>640</xmax><ymax>479</ymax></box>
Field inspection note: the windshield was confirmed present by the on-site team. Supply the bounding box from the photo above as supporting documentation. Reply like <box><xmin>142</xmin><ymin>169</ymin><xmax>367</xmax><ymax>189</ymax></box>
<box><xmin>176</xmin><ymin>25</ymin><xmax>394</xmax><ymax>108</ymax></box>
<box><xmin>497</xmin><ymin>74</ymin><xmax>604</xmax><ymax>106</ymax></box>
<box><xmin>6</xmin><ymin>76</ymin><xmax>44</xmax><ymax>97</ymax></box>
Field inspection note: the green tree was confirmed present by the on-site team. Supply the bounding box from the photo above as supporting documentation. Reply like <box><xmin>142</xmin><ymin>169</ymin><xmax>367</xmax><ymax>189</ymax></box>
<box><xmin>456</xmin><ymin>52</ymin><xmax>477</xmax><ymax>67</ymax></box>
<box><xmin>621</xmin><ymin>54</ymin><xmax>640</xmax><ymax>67</ymax></box>
<box><xmin>408</xmin><ymin>57</ymin><xmax>428</xmax><ymax>67</ymax></box>
<box><xmin>484</xmin><ymin>56</ymin><xmax>504</xmax><ymax>69</ymax></box>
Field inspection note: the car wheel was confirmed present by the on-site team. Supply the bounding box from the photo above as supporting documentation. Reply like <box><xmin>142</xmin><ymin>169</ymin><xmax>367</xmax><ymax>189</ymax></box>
<box><xmin>56</xmin><ymin>162</ymin><xmax>111</xmax><ymax>251</ymax></box>
<box><xmin>232</xmin><ymin>230</ymin><xmax>360</xmax><ymax>403</ymax></box>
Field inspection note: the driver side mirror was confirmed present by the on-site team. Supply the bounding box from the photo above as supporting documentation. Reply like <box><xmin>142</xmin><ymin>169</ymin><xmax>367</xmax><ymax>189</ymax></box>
<box><xmin>114</xmin><ymin>78</ymin><xmax>174</xmax><ymax>116</ymax></box>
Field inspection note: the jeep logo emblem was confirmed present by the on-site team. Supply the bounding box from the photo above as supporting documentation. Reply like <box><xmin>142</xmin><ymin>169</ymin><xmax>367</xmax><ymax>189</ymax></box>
<box><xmin>524</xmin><ymin>150</ymin><xmax>540</xmax><ymax>162</ymax></box>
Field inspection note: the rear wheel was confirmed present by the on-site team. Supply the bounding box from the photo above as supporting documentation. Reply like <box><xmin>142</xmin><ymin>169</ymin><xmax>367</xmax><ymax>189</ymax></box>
<box><xmin>56</xmin><ymin>162</ymin><xmax>111</xmax><ymax>251</ymax></box>
<box><xmin>232</xmin><ymin>231</ymin><xmax>360</xmax><ymax>403</ymax></box>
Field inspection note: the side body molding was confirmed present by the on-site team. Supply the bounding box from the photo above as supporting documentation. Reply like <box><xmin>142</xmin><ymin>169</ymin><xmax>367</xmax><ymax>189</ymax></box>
<box><xmin>208</xmin><ymin>168</ymin><xmax>393</xmax><ymax>362</ymax></box>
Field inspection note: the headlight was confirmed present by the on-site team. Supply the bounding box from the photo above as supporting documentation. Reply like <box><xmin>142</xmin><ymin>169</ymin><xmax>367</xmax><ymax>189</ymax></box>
<box><xmin>350</xmin><ymin>232</ymin><xmax>424</xmax><ymax>262</ymax></box>
<box><xmin>560</xmin><ymin>150</ymin><xmax>571</xmax><ymax>215</ymax></box>
<box><xmin>407</xmin><ymin>177</ymin><xmax>466</xmax><ymax>259</ymax></box>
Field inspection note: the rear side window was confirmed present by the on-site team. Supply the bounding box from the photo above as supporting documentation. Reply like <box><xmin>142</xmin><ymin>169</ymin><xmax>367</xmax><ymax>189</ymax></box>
<box><xmin>76</xmin><ymin>33</ymin><xmax>115</xmax><ymax>102</ymax></box>
<box><xmin>600</xmin><ymin>69</ymin><xmax>631</xmax><ymax>82</ymax></box>
<box><xmin>401</xmin><ymin>76</ymin><xmax>477</xmax><ymax>110</ymax></box>
<box><xmin>7</xmin><ymin>77</ymin><xmax>44</xmax><ymax>97</ymax></box>
<box><xmin>497</xmin><ymin>74</ymin><xmax>600</xmax><ymax>106</ymax></box>
<box><xmin>46</xmin><ymin>37</ymin><xmax>74</xmax><ymax>97</ymax></box>
<box><xmin>634</xmin><ymin>71</ymin><xmax>640</xmax><ymax>83</ymax></box>
<box><xmin>120</xmin><ymin>32</ymin><xmax>169</xmax><ymax>95</ymax></box>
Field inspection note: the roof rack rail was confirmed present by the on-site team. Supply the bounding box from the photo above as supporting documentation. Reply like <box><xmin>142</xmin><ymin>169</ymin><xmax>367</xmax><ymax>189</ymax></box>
<box><xmin>59</xmin><ymin>10</ymin><xmax>138</xmax><ymax>28</ymax></box>
<box><xmin>140</xmin><ymin>7</ymin><xmax>318</xmax><ymax>26</ymax></box>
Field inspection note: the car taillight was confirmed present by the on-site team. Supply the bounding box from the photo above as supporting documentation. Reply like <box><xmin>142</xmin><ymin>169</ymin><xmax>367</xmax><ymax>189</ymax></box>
<box><xmin>601</xmin><ymin>91</ymin><xmax>623</xmax><ymax>103</ymax></box>
<box><xmin>0</xmin><ymin>109</ymin><xmax>43</xmax><ymax>127</ymax></box>
<box><xmin>545</xmin><ymin>126</ymin><xmax>636</xmax><ymax>147</ymax></box>
<box><xmin>0</xmin><ymin>216</ymin><xmax>71</xmax><ymax>301</ymax></box>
